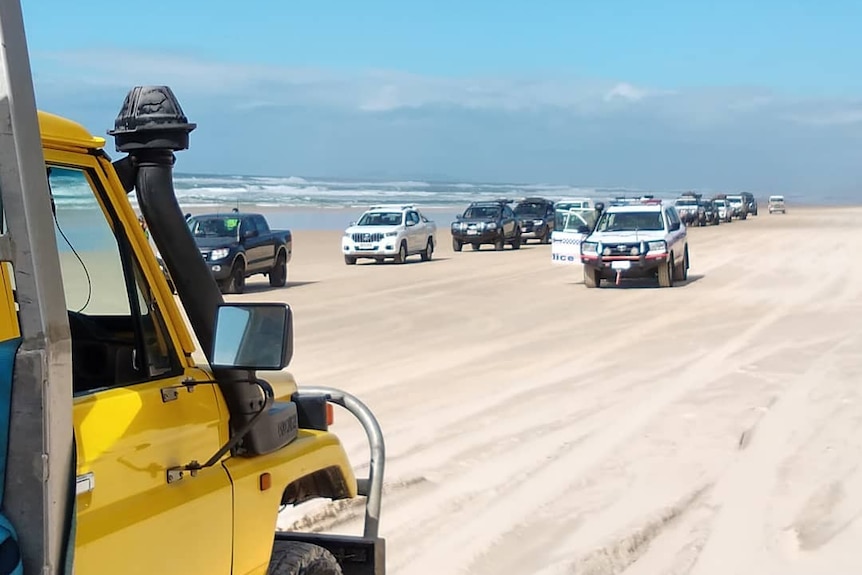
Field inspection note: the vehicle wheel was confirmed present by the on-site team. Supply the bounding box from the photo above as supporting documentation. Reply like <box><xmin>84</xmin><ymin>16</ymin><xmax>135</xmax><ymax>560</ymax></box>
<box><xmin>269</xmin><ymin>251</ymin><xmax>288</xmax><ymax>287</ymax></box>
<box><xmin>673</xmin><ymin>247</ymin><xmax>689</xmax><ymax>282</ymax></box>
<box><xmin>394</xmin><ymin>241</ymin><xmax>408</xmax><ymax>264</ymax></box>
<box><xmin>541</xmin><ymin>231</ymin><xmax>550</xmax><ymax>244</ymax></box>
<box><xmin>344</xmin><ymin>255</ymin><xmax>357</xmax><ymax>265</ymax></box>
<box><xmin>658</xmin><ymin>256</ymin><xmax>674</xmax><ymax>288</ymax></box>
<box><xmin>267</xmin><ymin>541</ymin><xmax>343</xmax><ymax>575</ymax></box>
<box><xmin>223</xmin><ymin>260</ymin><xmax>246</xmax><ymax>294</ymax></box>
<box><xmin>471</xmin><ymin>243</ymin><xmax>480</xmax><ymax>251</ymax></box>
<box><xmin>494</xmin><ymin>236</ymin><xmax>504</xmax><ymax>251</ymax></box>
<box><xmin>511</xmin><ymin>232</ymin><xmax>521</xmax><ymax>250</ymax></box>
<box><xmin>420</xmin><ymin>238</ymin><xmax>434</xmax><ymax>261</ymax></box>
<box><xmin>452</xmin><ymin>238</ymin><xmax>462</xmax><ymax>252</ymax></box>
<box><xmin>583</xmin><ymin>266</ymin><xmax>601</xmax><ymax>288</ymax></box>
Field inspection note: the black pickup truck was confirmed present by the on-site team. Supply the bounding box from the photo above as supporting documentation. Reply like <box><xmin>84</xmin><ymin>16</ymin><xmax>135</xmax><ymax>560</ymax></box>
<box><xmin>157</xmin><ymin>211</ymin><xmax>292</xmax><ymax>294</ymax></box>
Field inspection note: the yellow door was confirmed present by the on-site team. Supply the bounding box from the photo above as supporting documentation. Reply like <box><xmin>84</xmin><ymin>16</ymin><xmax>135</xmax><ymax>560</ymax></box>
<box><xmin>44</xmin><ymin>159</ymin><xmax>233</xmax><ymax>574</ymax></box>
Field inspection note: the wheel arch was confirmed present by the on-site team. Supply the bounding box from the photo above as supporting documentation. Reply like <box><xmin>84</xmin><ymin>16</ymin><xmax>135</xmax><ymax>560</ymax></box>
<box><xmin>280</xmin><ymin>465</ymin><xmax>353</xmax><ymax>508</ymax></box>
<box><xmin>224</xmin><ymin>431</ymin><xmax>358</xmax><ymax>575</ymax></box>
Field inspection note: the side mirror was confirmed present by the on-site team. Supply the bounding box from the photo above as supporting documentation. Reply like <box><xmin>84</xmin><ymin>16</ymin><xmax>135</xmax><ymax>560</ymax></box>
<box><xmin>577</xmin><ymin>225</ymin><xmax>591</xmax><ymax>234</ymax></box>
<box><xmin>405</xmin><ymin>220</ymin><xmax>416</xmax><ymax>227</ymax></box>
<box><xmin>243</xmin><ymin>229</ymin><xmax>258</xmax><ymax>239</ymax></box>
<box><xmin>670</xmin><ymin>222</ymin><xmax>680</xmax><ymax>231</ymax></box>
<box><xmin>211</xmin><ymin>303</ymin><xmax>294</xmax><ymax>371</ymax></box>
<box><xmin>455</xmin><ymin>214</ymin><xmax>463</xmax><ymax>220</ymax></box>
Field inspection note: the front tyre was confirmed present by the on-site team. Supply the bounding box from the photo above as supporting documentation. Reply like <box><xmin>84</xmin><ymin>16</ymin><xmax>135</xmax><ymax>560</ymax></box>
<box><xmin>394</xmin><ymin>241</ymin><xmax>408</xmax><ymax>264</ymax></box>
<box><xmin>658</xmin><ymin>256</ymin><xmax>674</xmax><ymax>288</ymax></box>
<box><xmin>221</xmin><ymin>260</ymin><xmax>246</xmax><ymax>294</ymax></box>
<box><xmin>511</xmin><ymin>229</ymin><xmax>522</xmax><ymax>250</ymax></box>
<box><xmin>584</xmin><ymin>266</ymin><xmax>601</xmax><ymax>288</ymax></box>
<box><xmin>268</xmin><ymin>541</ymin><xmax>343</xmax><ymax>575</ymax></box>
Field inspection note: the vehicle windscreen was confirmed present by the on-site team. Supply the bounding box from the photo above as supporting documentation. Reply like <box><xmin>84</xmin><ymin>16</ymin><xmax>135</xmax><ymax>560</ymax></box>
<box><xmin>727</xmin><ymin>197</ymin><xmax>743</xmax><ymax>204</ymax></box>
<box><xmin>464</xmin><ymin>206</ymin><xmax>501</xmax><ymax>219</ymax></box>
<box><xmin>675</xmin><ymin>199</ymin><xmax>698</xmax><ymax>206</ymax></box>
<box><xmin>714</xmin><ymin>200</ymin><xmax>726</xmax><ymax>206</ymax></box>
<box><xmin>188</xmin><ymin>216</ymin><xmax>240</xmax><ymax>238</ymax></box>
<box><xmin>357</xmin><ymin>212</ymin><xmax>403</xmax><ymax>226</ymax></box>
<box><xmin>595</xmin><ymin>211</ymin><xmax>664</xmax><ymax>232</ymax></box>
<box><xmin>514</xmin><ymin>202</ymin><xmax>544</xmax><ymax>216</ymax></box>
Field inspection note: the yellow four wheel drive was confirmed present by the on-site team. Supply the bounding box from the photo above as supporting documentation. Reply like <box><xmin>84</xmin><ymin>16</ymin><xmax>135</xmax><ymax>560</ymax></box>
<box><xmin>0</xmin><ymin>2</ymin><xmax>386</xmax><ymax>573</ymax></box>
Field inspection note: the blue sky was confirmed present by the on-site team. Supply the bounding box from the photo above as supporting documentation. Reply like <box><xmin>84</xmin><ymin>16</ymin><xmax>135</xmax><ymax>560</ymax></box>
<box><xmin>22</xmin><ymin>1</ymin><xmax>862</xmax><ymax>196</ymax></box>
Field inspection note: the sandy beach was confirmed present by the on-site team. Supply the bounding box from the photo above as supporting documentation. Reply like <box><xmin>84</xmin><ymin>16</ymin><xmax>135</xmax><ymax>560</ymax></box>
<box><xmin>190</xmin><ymin>205</ymin><xmax>860</xmax><ymax>575</ymax></box>
<box><xmin>60</xmin><ymin>204</ymin><xmax>862</xmax><ymax>574</ymax></box>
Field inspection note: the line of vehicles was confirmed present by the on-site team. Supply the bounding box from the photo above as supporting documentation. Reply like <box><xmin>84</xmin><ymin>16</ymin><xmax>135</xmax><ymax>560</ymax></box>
<box><xmin>552</xmin><ymin>192</ymin><xmax>787</xmax><ymax>288</ymax></box>
<box><xmin>154</xmin><ymin>192</ymin><xmax>787</xmax><ymax>293</ymax></box>
<box><xmin>339</xmin><ymin>196</ymin><xmax>579</xmax><ymax>265</ymax></box>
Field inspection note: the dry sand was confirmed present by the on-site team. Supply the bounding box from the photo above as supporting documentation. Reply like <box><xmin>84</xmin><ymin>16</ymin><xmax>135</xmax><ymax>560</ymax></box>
<box><xmin>74</xmin><ymin>205</ymin><xmax>862</xmax><ymax>574</ymax></box>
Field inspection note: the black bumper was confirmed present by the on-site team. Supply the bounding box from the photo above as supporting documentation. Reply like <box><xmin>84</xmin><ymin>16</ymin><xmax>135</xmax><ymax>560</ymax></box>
<box><xmin>275</xmin><ymin>531</ymin><xmax>385</xmax><ymax>575</ymax></box>
<box><xmin>206</xmin><ymin>260</ymin><xmax>233</xmax><ymax>280</ymax></box>
<box><xmin>452</xmin><ymin>230</ymin><xmax>501</xmax><ymax>243</ymax></box>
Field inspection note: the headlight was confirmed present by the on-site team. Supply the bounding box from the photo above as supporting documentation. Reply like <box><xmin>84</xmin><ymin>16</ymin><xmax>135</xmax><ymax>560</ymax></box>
<box><xmin>533</xmin><ymin>219</ymin><xmax>544</xmax><ymax>225</ymax></box>
<box><xmin>647</xmin><ymin>240</ymin><xmax>666</xmax><ymax>252</ymax></box>
<box><xmin>581</xmin><ymin>241</ymin><xmax>598</xmax><ymax>255</ymax></box>
<box><xmin>210</xmin><ymin>248</ymin><xmax>230</xmax><ymax>260</ymax></box>
<box><xmin>385</xmin><ymin>231</ymin><xmax>399</xmax><ymax>237</ymax></box>
<box><xmin>487</xmin><ymin>222</ymin><xmax>497</xmax><ymax>230</ymax></box>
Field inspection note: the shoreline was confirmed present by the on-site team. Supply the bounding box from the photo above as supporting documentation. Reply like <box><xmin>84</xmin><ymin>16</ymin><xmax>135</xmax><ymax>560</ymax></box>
<box><xmin>54</xmin><ymin>202</ymin><xmax>862</xmax><ymax>234</ymax></box>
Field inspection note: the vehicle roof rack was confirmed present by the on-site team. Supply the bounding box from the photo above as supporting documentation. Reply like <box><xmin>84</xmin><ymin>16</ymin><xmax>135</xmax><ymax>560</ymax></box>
<box><xmin>368</xmin><ymin>204</ymin><xmax>415</xmax><ymax>211</ymax></box>
<box><xmin>470</xmin><ymin>198</ymin><xmax>512</xmax><ymax>205</ymax></box>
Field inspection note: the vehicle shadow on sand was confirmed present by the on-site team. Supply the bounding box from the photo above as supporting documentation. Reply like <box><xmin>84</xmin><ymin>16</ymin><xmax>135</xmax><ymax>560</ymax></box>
<box><xmin>241</xmin><ymin>280</ymin><xmax>320</xmax><ymax>293</ymax></box>
<box><xmin>570</xmin><ymin>273</ymin><xmax>705</xmax><ymax>289</ymax></box>
<box><xmin>453</xmin><ymin>245</ymin><xmax>542</xmax><ymax>253</ymax></box>
<box><xmin>354</xmin><ymin>257</ymin><xmax>452</xmax><ymax>265</ymax></box>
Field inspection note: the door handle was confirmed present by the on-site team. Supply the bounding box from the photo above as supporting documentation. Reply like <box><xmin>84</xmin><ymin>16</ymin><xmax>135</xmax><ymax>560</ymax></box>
<box><xmin>76</xmin><ymin>472</ymin><xmax>95</xmax><ymax>495</ymax></box>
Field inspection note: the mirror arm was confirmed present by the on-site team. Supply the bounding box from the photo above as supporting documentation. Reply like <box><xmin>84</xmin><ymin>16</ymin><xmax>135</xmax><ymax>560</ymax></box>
<box><xmin>167</xmin><ymin>378</ymin><xmax>274</xmax><ymax>480</ymax></box>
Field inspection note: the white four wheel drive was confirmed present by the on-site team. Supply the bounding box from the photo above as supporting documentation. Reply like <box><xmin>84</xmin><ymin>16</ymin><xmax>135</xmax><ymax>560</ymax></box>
<box><xmin>579</xmin><ymin>200</ymin><xmax>690</xmax><ymax>288</ymax></box>
<box><xmin>342</xmin><ymin>204</ymin><xmax>438</xmax><ymax>265</ymax></box>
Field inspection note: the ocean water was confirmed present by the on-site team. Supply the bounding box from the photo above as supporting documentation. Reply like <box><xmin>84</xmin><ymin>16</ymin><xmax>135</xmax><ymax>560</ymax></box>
<box><xmin>51</xmin><ymin>171</ymin><xmax>629</xmax><ymax>211</ymax></box>
<box><xmin>50</xmin><ymin>171</ymin><xmax>855</xmax><ymax>212</ymax></box>
<box><xmin>39</xmin><ymin>170</ymin><xmax>856</xmax><ymax>253</ymax></box>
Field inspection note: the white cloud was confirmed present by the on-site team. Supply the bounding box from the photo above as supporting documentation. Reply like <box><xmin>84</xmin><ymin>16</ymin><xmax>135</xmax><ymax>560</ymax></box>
<box><xmin>30</xmin><ymin>48</ymin><xmax>862</xmax><ymax>132</ymax></box>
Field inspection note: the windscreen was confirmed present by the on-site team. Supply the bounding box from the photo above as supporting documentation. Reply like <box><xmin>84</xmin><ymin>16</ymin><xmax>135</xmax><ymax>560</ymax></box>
<box><xmin>596</xmin><ymin>211</ymin><xmax>664</xmax><ymax>232</ymax></box>
<box><xmin>514</xmin><ymin>202</ymin><xmax>544</xmax><ymax>216</ymax></box>
<box><xmin>464</xmin><ymin>206</ymin><xmax>501</xmax><ymax>219</ymax></box>
<box><xmin>188</xmin><ymin>216</ymin><xmax>240</xmax><ymax>238</ymax></box>
<box><xmin>357</xmin><ymin>212</ymin><xmax>403</xmax><ymax>226</ymax></box>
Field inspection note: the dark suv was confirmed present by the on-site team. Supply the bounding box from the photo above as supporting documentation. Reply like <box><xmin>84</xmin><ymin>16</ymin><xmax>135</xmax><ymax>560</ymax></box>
<box><xmin>513</xmin><ymin>197</ymin><xmax>556</xmax><ymax>244</ymax></box>
<box><xmin>742</xmin><ymin>191</ymin><xmax>758</xmax><ymax>216</ymax></box>
<box><xmin>451</xmin><ymin>200</ymin><xmax>522</xmax><ymax>251</ymax></box>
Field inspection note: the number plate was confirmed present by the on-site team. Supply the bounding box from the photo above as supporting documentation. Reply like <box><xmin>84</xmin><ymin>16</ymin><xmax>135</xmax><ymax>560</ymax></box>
<box><xmin>467</xmin><ymin>229</ymin><xmax>478</xmax><ymax>235</ymax></box>
<box><xmin>358</xmin><ymin>243</ymin><xmax>375</xmax><ymax>249</ymax></box>
<box><xmin>611</xmin><ymin>260</ymin><xmax>631</xmax><ymax>271</ymax></box>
